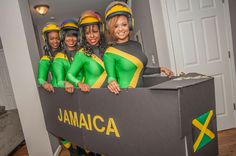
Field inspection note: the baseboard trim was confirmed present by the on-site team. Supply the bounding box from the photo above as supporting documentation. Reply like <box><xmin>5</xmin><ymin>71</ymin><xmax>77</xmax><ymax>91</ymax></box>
<box><xmin>54</xmin><ymin>145</ymin><xmax>62</xmax><ymax>156</ymax></box>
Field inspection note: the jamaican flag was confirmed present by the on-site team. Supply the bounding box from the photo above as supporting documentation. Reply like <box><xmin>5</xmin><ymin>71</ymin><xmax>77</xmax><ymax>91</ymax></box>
<box><xmin>192</xmin><ymin>110</ymin><xmax>215</xmax><ymax>152</ymax></box>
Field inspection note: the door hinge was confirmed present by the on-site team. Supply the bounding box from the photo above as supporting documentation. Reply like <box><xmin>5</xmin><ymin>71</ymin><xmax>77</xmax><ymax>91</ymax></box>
<box><xmin>222</xmin><ymin>0</ymin><xmax>225</xmax><ymax>3</ymax></box>
<box><xmin>234</xmin><ymin>103</ymin><xmax>236</xmax><ymax>110</ymax></box>
<box><xmin>228</xmin><ymin>51</ymin><xmax>231</xmax><ymax>58</ymax></box>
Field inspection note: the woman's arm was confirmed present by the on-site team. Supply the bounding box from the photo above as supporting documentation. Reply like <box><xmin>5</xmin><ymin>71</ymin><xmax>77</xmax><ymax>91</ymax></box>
<box><xmin>143</xmin><ymin>67</ymin><xmax>161</xmax><ymax>75</ymax></box>
<box><xmin>104</xmin><ymin>52</ymin><xmax>120</xmax><ymax>94</ymax></box>
<box><xmin>37</xmin><ymin>56</ymin><xmax>54</xmax><ymax>92</ymax></box>
<box><xmin>144</xmin><ymin>65</ymin><xmax>173</xmax><ymax>78</ymax></box>
<box><xmin>160</xmin><ymin>67</ymin><xmax>174</xmax><ymax>78</ymax></box>
<box><xmin>37</xmin><ymin>56</ymin><xmax>50</xmax><ymax>85</ymax></box>
<box><xmin>66</xmin><ymin>52</ymin><xmax>84</xmax><ymax>87</ymax></box>
<box><xmin>52</xmin><ymin>59</ymin><xmax>66</xmax><ymax>88</ymax></box>
<box><xmin>103</xmin><ymin>53</ymin><xmax>117</xmax><ymax>83</ymax></box>
<box><xmin>67</xmin><ymin>52</ymin><xmax>91</xmax><ymax>92</ymax></box>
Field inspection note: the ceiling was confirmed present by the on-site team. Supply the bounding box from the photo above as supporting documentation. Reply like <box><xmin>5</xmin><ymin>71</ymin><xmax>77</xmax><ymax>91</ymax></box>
<box><xmin>29</xmin><ymin>0</ymin><xmax>113</xmax><ymax>27</ymax></box>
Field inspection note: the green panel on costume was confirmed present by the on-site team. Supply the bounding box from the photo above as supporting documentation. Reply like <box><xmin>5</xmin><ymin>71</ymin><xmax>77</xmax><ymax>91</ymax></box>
<box><xmin>37</xmin><ymin>55</ymin><xmax>57</xmax><ymax>86</ymax></box>
<box><xmin>67</xmin><ymin>50</ymin><xmax>107</xmax><ymax>88</ymax></box>
<box><xmin>103</xmin><ymin>52</ymin><xmax>136</xmax><ymax>88</ymax></box>
<box><xmin>52</xmin><ymin>52</ymin><xmax>83</xmax><ymax>88</ymax></box>
<box><xmin>103</xmin><ymin>40</ymin><xmax>148</xmax><ymax>88</ymax></box>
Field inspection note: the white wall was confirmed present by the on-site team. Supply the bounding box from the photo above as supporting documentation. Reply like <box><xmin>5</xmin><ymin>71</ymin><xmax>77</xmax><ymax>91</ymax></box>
<box><xmin>149</xmin><ymin>0</ymin><xmax>172</xmax><ymax>69</ymax></box>
<box><xmin>132</xmin><ymin>0</ymin><xmax>159</xmax><ymax>66</ymax></box>
<box><xmin>0</xmin><ymin>0</ymin><xmax>53</xmax><ymax>155</ymax></box>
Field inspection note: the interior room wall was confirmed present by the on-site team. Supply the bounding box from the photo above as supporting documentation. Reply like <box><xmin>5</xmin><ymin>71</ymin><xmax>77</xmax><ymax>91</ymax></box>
<box><xmin>19</xmin><ymin>0</ymin><xmax>60</xmax><ymax>153</ymax></box>
<box><xmin>131</xmin><ymin>0</ymin><xmax>159</xmax><ymax>66</ymax></box>
<box><xmin>0</xmin><ymin>0</ymin><xmax>53</xmax><ymax>155</ymax></box>
<box><xmin>149</xmin><ymin>0</ymin><xmax>172</xmax><ymax>69</ymax></box>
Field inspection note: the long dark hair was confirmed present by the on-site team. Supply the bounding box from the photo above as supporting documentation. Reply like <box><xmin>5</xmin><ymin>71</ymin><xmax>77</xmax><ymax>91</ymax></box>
<box><xmin>80</xmin><ymin>24</ymin><xmax>107</xmax><ymax>57</ymax></box>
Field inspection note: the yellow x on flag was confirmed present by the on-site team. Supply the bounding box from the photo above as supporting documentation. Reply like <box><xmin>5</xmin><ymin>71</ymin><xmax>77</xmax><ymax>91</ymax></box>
<box><xmin>192</xmin><ymin>110</ymin><xmax>215</xmax><ymax>152</ymax></box>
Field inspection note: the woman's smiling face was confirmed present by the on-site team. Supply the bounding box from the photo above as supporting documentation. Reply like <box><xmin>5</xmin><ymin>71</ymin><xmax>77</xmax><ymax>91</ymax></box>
<box><xmin>113</xmin><ymin>15</ymin><xmax>129</xmax><ymax>43</ymax></box>
<box><xmin>85</xmin><ymin>24</ymin><xmax>100</xmax><ymax>46</ymax></box>
<box><xmin>65</xmin><ymin>35</ymin><xmax>77</xmax><ymax>50</ymax></box>
<box><xmin>48</xmin><ymin>31</ymin><xmax>60</xmax><ymax>50</ymax></box>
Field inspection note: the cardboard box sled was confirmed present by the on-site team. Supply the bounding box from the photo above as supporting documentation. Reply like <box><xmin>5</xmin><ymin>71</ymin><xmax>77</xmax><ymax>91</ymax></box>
<box><xmin>39</xmin><ymin>73</ymin><xmax>218</xmax><ymax>156</ymax></box>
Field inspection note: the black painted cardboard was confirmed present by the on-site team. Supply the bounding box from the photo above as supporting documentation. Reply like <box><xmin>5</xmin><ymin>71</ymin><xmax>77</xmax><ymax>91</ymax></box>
<box><xmin>38</xmin><ymin>74</ymin><xmax>218</xmax><ymax>156</ymax></box>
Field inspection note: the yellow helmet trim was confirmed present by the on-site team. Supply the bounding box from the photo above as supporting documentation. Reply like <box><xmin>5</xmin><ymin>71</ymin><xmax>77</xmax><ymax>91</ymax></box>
<box><xmin>42</xmin><ymin>24</ymin><xmax>60</xmax><ymax>33</ymax></box>
<box><xmin>80</xmin><ymin>17</ymin><xmax>100</xmax><ymax>25</ymax></box>
<box><xmin>105</xmin><ymin>4</ymin><xmax>132</xmax><ymax>19</ymax></box>
<box><xmin>62</xmin><ymin>22</ymin><xmax>79</xmax><ymax>29</ymax></box>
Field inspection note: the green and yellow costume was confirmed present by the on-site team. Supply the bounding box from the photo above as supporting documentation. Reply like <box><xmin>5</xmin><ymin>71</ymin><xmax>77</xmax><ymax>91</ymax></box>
<box><xmin>104</xmin><ymin>2</ymin><xmax>160</xmax><ymax>88</ymax></box>
<box><xmin>67</xmin><ymin>48</ymin><xmax>107</xmax><ymax>88</ymax></box>
<box><xmin>37</xmin><ymin>23</ymin><xmax>60</xmax><ymax>87</ymax></box>
<box><xmin>66</xmin><ymin>10</ymin><xmax>105</xmax><ymax>156</ymax></box>
<box><xmin>104</xmin><ymin>40</ymin><xmax>160</xmax><ymax>88</ymax></box>
<box><xmin>37</xmin><ymin>55</ymin><xmax>56</xmax><ymax>86</ymax></box>
<box><xmin>52</xmin><ymin>52</ymin><xmax>83</xmax><ymax>88</ymax></box>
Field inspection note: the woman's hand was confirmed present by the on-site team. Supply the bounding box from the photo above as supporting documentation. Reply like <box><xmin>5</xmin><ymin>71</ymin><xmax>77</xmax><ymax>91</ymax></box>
<box><xmin>42</xmin><ymin>82</ymin><xmax>54</xmax><ymax>93</ymax></box>
<box><xmin>78</xmin><ymin>82</ymin><xmax>90</xmax><ymax>92</ymax></box>
<box><xmin>160</xmin><ymin>67</ymin><xmax>174</xmax><ymax>78</ymax></box>
<box><xmin>65</xmin><ymin>81</ymin><xmax>74</xmax><ymax>93</ymax></box>
<box><xmin>107</xmin><ymin>80</ymin><xmax>120</xmax><ymax>94</ymax></box>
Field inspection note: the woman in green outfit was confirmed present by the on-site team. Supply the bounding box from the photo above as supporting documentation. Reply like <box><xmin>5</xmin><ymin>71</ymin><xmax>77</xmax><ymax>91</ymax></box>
<box><xmin>52</xmin><ymin>19</ymin><xmax>81</xmax><ymax>94</ymax></box>
<box><xmin>52</xmin><ymin>19</ymin><xmax>87</xmax><ymax>156</ymax></box>
<box><xmin>66</xmin><ymin>10</ymin><xmax>106</xmax><ymax>156</ymax></box>
<box><xmin>67</xmin><ymin>10</ymin><xmax>107</xmax><ymax>93</ymax></box>
<box><xmin>37</xmin><ymin>23</ymin><xmax>61</xmax><ymax>92</ymax></box>
<box><xmin>104</xmin><ymin>1</ymin><xmax>174</xmax><ymax>94</ymax></box>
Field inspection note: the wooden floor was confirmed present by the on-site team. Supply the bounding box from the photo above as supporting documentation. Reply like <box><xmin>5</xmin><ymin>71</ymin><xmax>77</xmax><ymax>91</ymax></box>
<box><xmin>10</xmin><ymin>128</ymin><xmax>236</xmax><ymax>156</ymax></box>
<box><xmin>218</xmin><ymin>128</ymin><xmax>236</xmax><ymax>156</ymax></box>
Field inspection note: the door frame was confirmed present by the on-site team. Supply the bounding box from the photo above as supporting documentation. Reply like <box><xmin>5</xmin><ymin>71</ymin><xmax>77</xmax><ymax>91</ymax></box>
<box><xmin>160</xmin><ymin>0</ymin><xmax>236</xmax><ymax>128</ymax></box>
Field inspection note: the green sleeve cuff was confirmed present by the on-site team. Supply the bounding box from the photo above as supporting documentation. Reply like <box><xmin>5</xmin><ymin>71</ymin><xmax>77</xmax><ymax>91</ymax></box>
<box><xmin>38</xmin><ymin>79</ymin><xmax>46</xmax><ymax>86</ymax></box>
<box><xmin>66</xmin><ymin>73</ymin><xmax>81</xmax><ymax>87</ymax></box>
<box><xmin>74</xmin><ymin>79</ymin><xmax>81</xmax><ymax>88</ymax></box>
<box><xmin>108</xmin><ymin>77</ymin><xmax>117</xmax><ymax>84</ymax></box>
<box><xmin>58</xmin><ymin>81</ymin><xmax>65</xmax><ymax>88</ymax></box>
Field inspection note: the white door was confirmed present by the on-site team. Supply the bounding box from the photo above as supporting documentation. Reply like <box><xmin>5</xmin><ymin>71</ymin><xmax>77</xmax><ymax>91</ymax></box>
<box><xmin>164</xmin><ymin>0</ymin><xmax>235</xmax><ymax>130</ymax></box>
<box><xmin>0</xmin><ymin>49</ymin><xmax>16</xmax><ymax>110</ymax></box>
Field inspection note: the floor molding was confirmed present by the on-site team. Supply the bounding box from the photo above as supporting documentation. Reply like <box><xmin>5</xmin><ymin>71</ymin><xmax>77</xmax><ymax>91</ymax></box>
<box><xmin>54</xmin><ymin>145</ymin><xmax>62</xmax><ymax>156</ymax></box>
